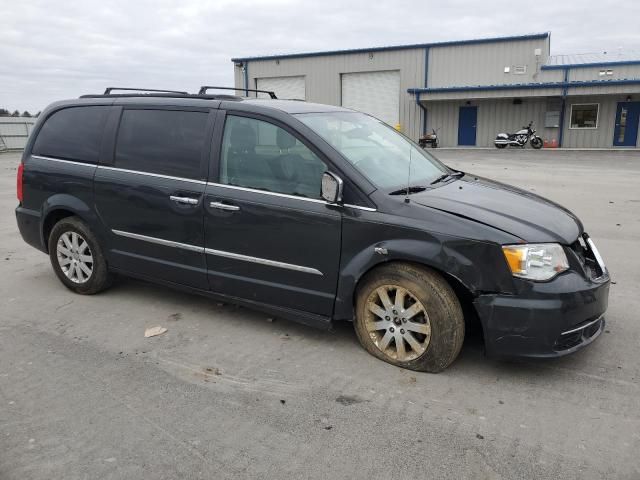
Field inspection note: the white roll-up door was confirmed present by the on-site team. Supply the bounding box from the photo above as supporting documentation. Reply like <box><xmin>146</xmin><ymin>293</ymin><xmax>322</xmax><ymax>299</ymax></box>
<box><xmin>256</xmin><ymin>76</ymin><xmax>306</xmax><ymax>100</ymax></box>
<box><xmin>341</xmin><ymin>70</ymin><xmax>400</xmax><ymax>127</ymax></box>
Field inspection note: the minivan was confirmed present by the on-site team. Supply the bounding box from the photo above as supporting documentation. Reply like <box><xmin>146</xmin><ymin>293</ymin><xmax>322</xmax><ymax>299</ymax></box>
<box><xmin>15</xmin><ymin>87</ymin><xmax>610</xmax><ymax>372</ymax></box>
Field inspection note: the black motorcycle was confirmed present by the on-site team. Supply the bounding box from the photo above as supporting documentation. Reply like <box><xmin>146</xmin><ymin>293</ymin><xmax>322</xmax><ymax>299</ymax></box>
<box><xmin>494</xmin><ymin>121</ymin><xmax>543</xmax><ymax>149</ymax></box>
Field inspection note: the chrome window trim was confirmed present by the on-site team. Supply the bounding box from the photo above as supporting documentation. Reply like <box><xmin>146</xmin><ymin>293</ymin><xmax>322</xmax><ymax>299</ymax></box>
<box><xmin>206</xmin><ymin>182</ymin><xmax>326</xmax><ymax>204</ymax></box>
<box><xmin>31</xmin><ymin>155</ymin><xmax>97</xmax><ymax>168</ymax></box>
<box><xmin>98</xmin><ymin>165</ymin><xmax>207</xmax><ymax>185</ymax></box>
<box><xmin>112</xmin><ymin>229</ymin><xmax>203</xmax><ymax>253</ymax></box>
<box><xmin>204</xmin><ymin>247</ymin><xmax>323</xmax><ymax>276</ymax></box>
<box><xmin>206</xmin><ymin>182</ymin><xmax>376</xmax><ymax>212</ymax></box>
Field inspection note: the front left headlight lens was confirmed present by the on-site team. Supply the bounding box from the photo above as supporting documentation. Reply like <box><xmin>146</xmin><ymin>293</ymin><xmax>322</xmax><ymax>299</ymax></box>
<box><xmin>502</xmin><ymin>243</ymin><xmax>569</xmax><ymax>281</ymax></box>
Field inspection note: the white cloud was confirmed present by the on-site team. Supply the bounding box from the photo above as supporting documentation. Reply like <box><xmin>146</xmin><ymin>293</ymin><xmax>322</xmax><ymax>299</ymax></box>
<box><xmin>0</xmin><ymin>0</ymin><xmax>638</xmax><ymax>112</ymax></box>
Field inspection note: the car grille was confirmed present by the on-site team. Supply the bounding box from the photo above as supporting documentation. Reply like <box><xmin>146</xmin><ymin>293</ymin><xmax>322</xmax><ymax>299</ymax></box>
<box><xmin>569</xmin><ymin>235</ymin><xmax>605</xmax><ymax>280</ymax></box>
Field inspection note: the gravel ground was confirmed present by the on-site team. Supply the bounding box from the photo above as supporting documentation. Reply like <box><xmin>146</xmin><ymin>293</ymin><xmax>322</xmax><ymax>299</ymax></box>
<box><xmin>1</xmin><ymin>148</ymin><xmax>639</xmax><ymax>479</ymax></box>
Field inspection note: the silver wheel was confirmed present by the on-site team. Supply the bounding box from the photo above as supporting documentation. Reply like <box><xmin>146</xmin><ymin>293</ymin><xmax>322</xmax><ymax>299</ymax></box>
<box><xmin>56</xmin><ymin>231</ymin><xmax>93</xmax><ymax>284</ymax></box>
<box><xmin>364</xmin><ymin>285</ymin><xmax>432</xmax><ymax>362</ymax></box>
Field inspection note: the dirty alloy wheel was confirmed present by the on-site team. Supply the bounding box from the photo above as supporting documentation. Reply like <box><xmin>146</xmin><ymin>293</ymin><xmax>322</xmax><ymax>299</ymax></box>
<box><xmin>354</xmin><ymin>263</ymin><xmax>464</xmax><ymax>373</ymax></box>
<box><xmin>48</xmin><ymin>216</ymin><xmax>112</xmax><ymax>295</ymax></box>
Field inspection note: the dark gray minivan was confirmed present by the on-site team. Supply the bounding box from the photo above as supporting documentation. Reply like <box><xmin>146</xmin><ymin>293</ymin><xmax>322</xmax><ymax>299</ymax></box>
<box><xmin>15</xmin><ymin>88</ymin><xmax>610</xmax><ymax>372</ymax></box>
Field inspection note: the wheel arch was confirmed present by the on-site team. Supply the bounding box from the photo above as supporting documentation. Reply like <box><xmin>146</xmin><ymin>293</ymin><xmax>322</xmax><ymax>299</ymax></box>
<box><xmin>41</xmin><ymin>194</ymin><xmax>101</xmax><ymax>253</ymax></box>
<box><xmin>333</xmin><ymin>238</ymin><xmax>496</xmax><ymax>339</ymax></box>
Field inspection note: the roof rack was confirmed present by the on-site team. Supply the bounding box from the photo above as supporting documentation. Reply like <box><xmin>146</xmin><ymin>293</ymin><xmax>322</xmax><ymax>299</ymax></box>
<box><xmin>198</xmin><ymin>86</ymin><xmax>277</xmax><ymax>99</ymax></box>
<box><xmin>103</xmin><ymin>87</ymin><xmax>190</xmax><ymax>95</ymax></box>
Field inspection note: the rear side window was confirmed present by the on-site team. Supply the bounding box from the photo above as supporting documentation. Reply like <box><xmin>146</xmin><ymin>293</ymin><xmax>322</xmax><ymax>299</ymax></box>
<box><xmin>32</xmin><ymin>106</ymin><xmax>108</xmax><ymax>163</ymax></box>
<box><xmin>115</xmin><ymin>109</ymin><xmax>208</xmax><ymax>179</ymax></box>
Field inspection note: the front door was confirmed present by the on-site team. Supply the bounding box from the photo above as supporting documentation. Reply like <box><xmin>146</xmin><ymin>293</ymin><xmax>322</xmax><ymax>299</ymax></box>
<box><xmin>458</xmin><ymin>106</ymin><xmax>477</xmax><ymax>146</ymax></box>
<box><xmin>204</xmin><ymin>113</ymin><xmax>342</xmax><ymax>317</ymax></box>
<box><xmin>94</xmin><ymin>107</ymin><xmax>213</xmax><ymax>289</ymax></box>
<box><xmin>613</xmin><ymin>102</ymin><xmax>640</xmax><ymax>147</ymax></box>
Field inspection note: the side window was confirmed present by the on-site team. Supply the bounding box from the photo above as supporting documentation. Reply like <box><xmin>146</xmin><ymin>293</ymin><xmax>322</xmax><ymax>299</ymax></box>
<box><xmin>220</xmin><ymin>115</ymin><xmax>327</xmax><ymax>199</ymax></box>
<box><xmin>32</xmin><ymin>106</ymin><xmax>108</xmax><ymax>163</ymax></box>
<box><xmin>115</xmin><ymin>109</ymin><xmax>208</xmax><ymax>179</ymax></box>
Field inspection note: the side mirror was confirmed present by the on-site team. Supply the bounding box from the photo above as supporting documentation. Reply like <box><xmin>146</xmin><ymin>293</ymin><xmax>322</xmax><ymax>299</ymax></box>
<box><xmin>321</xmin><ymin>172</ymin><xmax>343</xmax><ymax>204</ymax></box>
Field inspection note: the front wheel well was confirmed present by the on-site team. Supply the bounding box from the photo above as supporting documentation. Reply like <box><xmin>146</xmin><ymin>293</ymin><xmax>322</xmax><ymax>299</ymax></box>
<box><xmin>353</xmin><ymin>260</ymin><xmax>484</xmax><ymax>339</ymax></box>
<box><xmin>42</xmin><ymin>209</ymin><xmax>76</xmax><ymax>252</ymax></box>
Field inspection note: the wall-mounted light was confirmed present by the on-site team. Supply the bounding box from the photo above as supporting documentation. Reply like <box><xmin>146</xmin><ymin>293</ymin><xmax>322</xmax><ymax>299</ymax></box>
<box><xmin>626</xmin><ymin>95</ymin><xmax>632</xmax><ymax>102</ymax></box>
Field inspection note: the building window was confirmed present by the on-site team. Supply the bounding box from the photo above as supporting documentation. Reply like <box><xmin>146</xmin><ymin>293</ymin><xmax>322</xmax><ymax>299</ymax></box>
<box><xmin>513</xmin><ymin>65</ymin><xmax>527</xmax><ymax>75</ymax></box>
<box><xmin>599</xmin><ymin>69</ymin><xmax>614</xmax><ymax>76</ymax></box>
<box><xmin>570</xmin><ymin>104</ymin><xmax>599</xmax><ymax>129</ymax></box>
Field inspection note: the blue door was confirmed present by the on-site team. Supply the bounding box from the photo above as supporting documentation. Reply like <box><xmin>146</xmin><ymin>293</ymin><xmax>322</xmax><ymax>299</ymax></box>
<box><xmin>613</xmin><ymin>102</ymin><xmax>640</xmax><ymax>147</ymax></box>
<box><xmin>458</xmin><ymin>106</ymin><xmax>477</xmax><ymax>146</ymax></box>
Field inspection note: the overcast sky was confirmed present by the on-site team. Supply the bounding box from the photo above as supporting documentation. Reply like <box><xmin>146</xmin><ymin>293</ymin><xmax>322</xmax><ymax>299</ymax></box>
<box><xmin>1</xmin><ymin>0</ymin><xmax>638</xmax><ymax>113</ymax></box>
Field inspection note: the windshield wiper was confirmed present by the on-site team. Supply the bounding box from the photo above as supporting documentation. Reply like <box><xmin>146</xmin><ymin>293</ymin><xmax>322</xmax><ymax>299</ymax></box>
<box><xmin>430</xmin><ymin>171</ymin><xmax>464</xmax><ymax>185</ymax></box>
<box><xmin>389</xmin><ymin>185</ymin><xmax>428</xmax><ymax>195</ymax></box>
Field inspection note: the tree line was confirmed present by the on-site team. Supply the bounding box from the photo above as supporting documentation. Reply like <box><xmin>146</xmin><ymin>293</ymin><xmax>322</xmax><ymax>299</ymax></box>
<box><xmin>0</xmin><ymin>109</ymin><xmax>40</xmax><ymax>117</ymax></box>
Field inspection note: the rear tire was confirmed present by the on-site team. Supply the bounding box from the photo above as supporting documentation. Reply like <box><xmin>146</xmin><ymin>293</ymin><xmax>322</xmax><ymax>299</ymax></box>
<box><xmin>354</xmin><ymin>263</ymin><xmax>465</xmax><ymax>373</ymax></box>
<box><xmin>48</xmin><ymin>217</ymin><xmax>112</xmax><ymax>295</ymax></box>
<box><xmin>495</xmin><ymin>143</ymin><xmax>507</xmax><ymax>149</ymax></box>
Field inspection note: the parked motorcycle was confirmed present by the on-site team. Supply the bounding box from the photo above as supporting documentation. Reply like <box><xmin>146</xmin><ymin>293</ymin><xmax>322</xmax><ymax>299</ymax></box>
<box><xmin>494</xmin><ymin>121</ymin><xmax>543</xmax><ymax>149</ymax></box>
<box><xmin>419</xmin><ymin>128</ymin><xmax>439</xmax><ymax>148</ymax></box>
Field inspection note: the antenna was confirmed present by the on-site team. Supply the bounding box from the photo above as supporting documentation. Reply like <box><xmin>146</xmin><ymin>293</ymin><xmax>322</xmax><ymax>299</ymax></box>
<box><xmin>404</xmin><ymin>145</ymin><xmax>413</xmax><ymax>204</ymax></box>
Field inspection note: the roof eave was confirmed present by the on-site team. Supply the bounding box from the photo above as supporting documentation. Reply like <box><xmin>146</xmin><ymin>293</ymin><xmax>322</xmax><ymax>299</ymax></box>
<box><xmin>231</xmin><ymin>32</ymin><xmax>549</xmax><ymax>63</ymax></box>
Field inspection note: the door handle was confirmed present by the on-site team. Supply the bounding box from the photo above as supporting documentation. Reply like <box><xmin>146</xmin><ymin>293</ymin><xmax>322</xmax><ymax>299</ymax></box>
<box><xmin>209</xmin><ymin>201</ymin><xmax>240</xmax><ymax>212</ymax></box>
<box><xmin>170</xmin><ymin>195</ymin><xmax>199</xmax><ymax>205</ymax></box>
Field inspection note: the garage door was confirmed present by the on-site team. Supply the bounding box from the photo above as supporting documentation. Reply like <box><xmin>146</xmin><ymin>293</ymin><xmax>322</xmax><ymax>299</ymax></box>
<box><xmin>256</xmin><ymin>76</ymin><xmax>306</xmax><ymax>100</ymax></box>
<box><xmin>341</xmin><ymin>70</ymin><xmax>400</xmax><ymax>127</ymax></box>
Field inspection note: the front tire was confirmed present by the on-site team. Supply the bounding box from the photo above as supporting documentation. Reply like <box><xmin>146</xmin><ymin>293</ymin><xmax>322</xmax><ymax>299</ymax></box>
<box><xmin>48</xmin><ymin>217</ymin><xmax>112</xmax><ymax>294</ymax></box>
<box><xmin>354</xmin><ymin>263</ymin><xmax>465</xmax><ymax>373</ymax></box>
<box><xmin>530</xmin><ymin>137</ymin><xmax>543</xmax><ymax>149</ymax></box>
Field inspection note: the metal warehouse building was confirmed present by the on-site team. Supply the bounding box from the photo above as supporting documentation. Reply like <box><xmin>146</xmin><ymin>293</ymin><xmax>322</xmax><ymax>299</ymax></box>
<box><xmin>232</xmin><ymin>32</ymin><xmax>640</xmax><ymax>149</ymax></box>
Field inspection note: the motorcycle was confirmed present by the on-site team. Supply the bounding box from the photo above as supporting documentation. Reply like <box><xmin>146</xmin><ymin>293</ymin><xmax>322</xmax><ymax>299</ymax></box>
<box><xmin>418</xmin><ymin>128</ymin><xmax>439</xmax><ymax>148</ymax></box>
<box><xmin>494</xmin><ymin>121</ymin><xmax>543</xmax><ymax>149</ymax></box>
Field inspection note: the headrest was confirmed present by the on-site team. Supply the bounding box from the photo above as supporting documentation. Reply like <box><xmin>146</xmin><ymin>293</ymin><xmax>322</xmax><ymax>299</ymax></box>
<box><xmin>276</xmin><ymin>128</ymin><xmax>296</xmax><ymax>150</ymax></box>
<box><xmin>230</xmin><ymin>123</ymin><xmax>256</xmax><ymax>151</ymax></box>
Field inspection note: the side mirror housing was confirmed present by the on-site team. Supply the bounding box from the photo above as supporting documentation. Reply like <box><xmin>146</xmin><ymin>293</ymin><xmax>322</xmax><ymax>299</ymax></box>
<box><xmin>321</xmin><ymin>172</ymin><xmax>343</xmax><ymax>204</ymax></box>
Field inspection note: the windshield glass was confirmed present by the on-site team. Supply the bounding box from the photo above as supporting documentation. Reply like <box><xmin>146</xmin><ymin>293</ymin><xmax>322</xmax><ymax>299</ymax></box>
<box><xmin>296</xmin><ymin>112</ymin><xmax>448</xmax><ymax>190</ymax></box>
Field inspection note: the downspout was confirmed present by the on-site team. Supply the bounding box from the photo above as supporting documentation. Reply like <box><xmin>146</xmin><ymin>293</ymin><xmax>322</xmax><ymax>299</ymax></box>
<box><xmin>557</xmin><ymin>67</ymin><xmax>569</xmax><ymax>147</ymax></box>
<box><xmin>243</xmin><ymin>61</ymin><xmax>249</xmax><ymax>97</ymax></box>
<box><xmin>416</xmin><ymin>47</ymin><xmax>430</xmax><ymax>137</ymax></box>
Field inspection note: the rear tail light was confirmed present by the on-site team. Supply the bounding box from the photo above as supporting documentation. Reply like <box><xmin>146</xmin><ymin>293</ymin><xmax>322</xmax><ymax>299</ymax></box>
<box><xmin>17</xmin><ymin>163</ymin><xmax>24</xmax><ymax>203</ymax></box>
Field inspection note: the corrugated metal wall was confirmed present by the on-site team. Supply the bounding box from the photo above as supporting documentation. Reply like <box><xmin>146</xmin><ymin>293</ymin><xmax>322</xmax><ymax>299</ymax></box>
<box><xmin>562</xmin><ymin>95</ymin><xmax>639</xmax><ymax>148</ymax></box>
<box><xmin>428</xmin><ymin>38</ymin><xmax>549</xmax><ymax>88</ymax></box>
<box><xmin>0</xmin><ymin>117</ymin><xmax>36</xmax><ymax>150</ymax></box>
<box><xmin>234</xmin><ymin>48</ymin><xmax>425</xmax><ymax>140</ymax></box>
<box><xmin>426</xmin><ymin>98</ymin><xmax>552</xmax><ymax>147</ymax></box>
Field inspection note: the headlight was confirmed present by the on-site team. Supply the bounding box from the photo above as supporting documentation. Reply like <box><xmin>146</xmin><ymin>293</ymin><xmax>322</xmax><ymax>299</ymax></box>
<box><xmin>502</xmin><ymin>243</ymin><xmax>569</xmax><ymax>281</ymax></box>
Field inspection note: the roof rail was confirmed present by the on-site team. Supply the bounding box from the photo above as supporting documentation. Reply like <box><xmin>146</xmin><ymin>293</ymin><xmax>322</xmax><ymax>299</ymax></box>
<box><xmin>198</xmin><ymin>86</ymin><xmax>277</xmax><ymax>99</ymax></box>
<box><xmin>103</xmin><ymin>87</ymin><xmax>190</xmax><ymax>95</ymax></box>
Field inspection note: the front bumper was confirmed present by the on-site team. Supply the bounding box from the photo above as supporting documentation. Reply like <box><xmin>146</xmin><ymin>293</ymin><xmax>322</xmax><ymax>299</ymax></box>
<box><xmin>474</xmin><ymin>271</ymin><xmax>609</xmax><ymax>358</ymax></box>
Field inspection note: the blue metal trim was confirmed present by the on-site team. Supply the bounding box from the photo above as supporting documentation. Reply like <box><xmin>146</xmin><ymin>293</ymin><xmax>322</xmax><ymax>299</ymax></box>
<box><xmin>230</xmin><ymin>33</ymin><xmax>549</xmax><ymax>63</ymax></box>
<box><xmin>407</xmin><ymin>78</ymin><xmax>640</xmax><ymax>94</ymax></box>
<box><xmin>243</xmin><ymin>61</ymin><xmax>249</xmax><ymax>96</ymax></box>
<box><xmin>542</xmin><ymin>60</ymin><xmax>640</xmax><ymax>70</ymax></box>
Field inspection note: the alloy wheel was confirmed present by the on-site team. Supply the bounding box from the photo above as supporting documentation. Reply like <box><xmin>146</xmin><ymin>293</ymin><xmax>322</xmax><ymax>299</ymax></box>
<box><xmin>364</xmin><ymin>284</ymin><xmax>432</xmax><ymax>362</ymax></box>
<box><xmin>56</xmin><ymin>231</ymin><xmax>94</xmax><ymax>284</ymax></box>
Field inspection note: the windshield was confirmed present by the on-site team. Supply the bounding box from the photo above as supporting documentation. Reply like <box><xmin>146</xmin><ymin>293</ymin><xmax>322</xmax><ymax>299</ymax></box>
<box><xmin>296</xmin><ymin>112</ymin><xmax>448</xmax><ymax>190</ymax></box>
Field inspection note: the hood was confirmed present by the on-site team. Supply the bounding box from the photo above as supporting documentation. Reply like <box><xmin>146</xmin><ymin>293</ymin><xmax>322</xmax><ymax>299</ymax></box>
<box><xmin>410</xmin><ymin>175</ymin><xmax>582</xmax><ymax>244</ymax></box>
